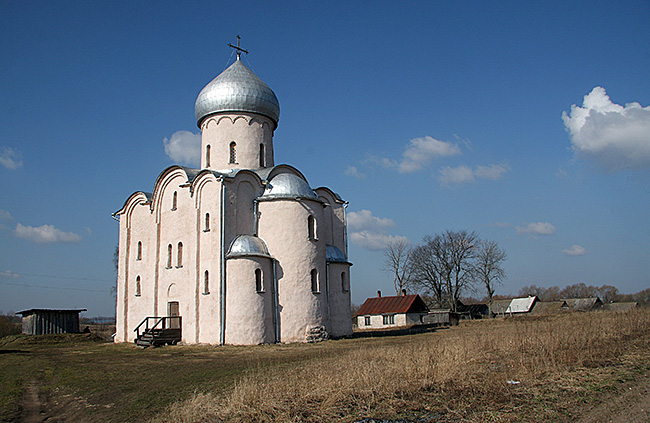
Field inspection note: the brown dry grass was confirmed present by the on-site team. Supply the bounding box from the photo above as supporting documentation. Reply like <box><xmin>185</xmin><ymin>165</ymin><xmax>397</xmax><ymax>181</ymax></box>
<box><xmin>158</xmin><ymin>309</ymin><xmax>650</xmax><ymax>422</ymax></box>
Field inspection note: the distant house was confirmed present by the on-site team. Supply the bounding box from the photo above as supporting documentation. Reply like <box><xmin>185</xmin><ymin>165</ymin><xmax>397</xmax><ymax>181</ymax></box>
<box><xmin>490</xmin><ymin>299</ymin><xmax>513</xmax><ymax>316</ymax></box>
<box><xmin>563</xmin><ymin>297</ymin><xmax>603</xmax><ymax>312</ymax></box>
<box><xmin>356</xmin><ymin>291</ymin><xmax>429</xmax><ymax>329</ymax></box>
<box><xmin>17</xmin><ymin>309</ymin><xmax>86</xmax><ymax>335</ymax></box>
<box><xmin>457</xmin><ymin>302</ymin><xmax>489</xmax><ymax>319</ymax></box>
<box><xmin>602</xmin><ymin>302</ymin><xmax>638</xmax><ymax>312</ymax></box>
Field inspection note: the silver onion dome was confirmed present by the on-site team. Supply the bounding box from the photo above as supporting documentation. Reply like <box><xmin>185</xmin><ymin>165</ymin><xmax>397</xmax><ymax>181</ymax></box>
<box><xmin>195</xmin><ymin>59</ymin><xmax>280</xmax><ymax>127</ymax></box>
<box><xmin>259</xmin><ymin>173</ymin><xmax>318</xmax><ymax>201</ymax></box>
<box><xmin>227</xmin><ymin>235</ymin><xmax>272</xmax><ymax>258</ymax></box>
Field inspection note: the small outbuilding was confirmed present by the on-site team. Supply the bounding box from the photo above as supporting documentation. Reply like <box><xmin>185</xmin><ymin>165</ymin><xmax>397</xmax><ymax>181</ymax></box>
<box><xmin>17</xmin><ymin>309</ymin><xmax>86</xmax><ymax>335</ymax></box>
<box><xmin>356</xmin><ymin>291</ymin><xmax>429</xmax><ymax>329</ymax></box>
<box><xmin>562</xmin><ymin>297</ymin><xmax>603</xmax><ymax>312</ymax></box>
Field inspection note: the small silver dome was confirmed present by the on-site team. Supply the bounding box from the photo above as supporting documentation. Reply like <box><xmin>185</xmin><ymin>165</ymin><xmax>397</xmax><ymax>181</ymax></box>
<box><xmin>227</xmin><ymin>235</ymin><xmax>272</xmax><ymax>258</ymax></box>
<box><xmin>195</xmin><ymin>59</ymin><xmax>280</xmax><ymax>127</ymax></box>
<box><xmin>259</xmin><ymin>173</ymin><xmax>317</xmax><ymax>200</ymax></box>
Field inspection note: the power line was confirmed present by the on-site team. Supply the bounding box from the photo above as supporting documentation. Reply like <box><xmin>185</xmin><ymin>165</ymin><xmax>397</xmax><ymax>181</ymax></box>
<box><xmin>2</xmin><ymin>272</ymin><xmax>114</xmax><ymax>283</ymax></box>
<box><xmin>0</xmin><ymin>280</ymin><xmax>111</xmax><ymax>293</ymax></box>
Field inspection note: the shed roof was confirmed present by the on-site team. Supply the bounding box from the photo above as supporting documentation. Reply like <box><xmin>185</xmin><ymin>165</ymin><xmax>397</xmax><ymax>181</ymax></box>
<box><xmin>17</xmin><ymin>309</ymin><xmax>86</xmax><ymax>315</ymax></box>
<box><xmin>529</xmin><ymin>301</ymin><xmax>568</xmax><ymax>315</ymax></box>
<box><xmin>506</xmin><ymin>296</ymin><xmax>537</xmax><ymax>313</ymax></box>
<box><xmin>357</xmin><ymin>294</ymin><xmax>428</xmax><ymax>316</ymax></box>
<box><xmin>490</xmin><ymin>299</ymin><xmax>513</xmax><ymax>314</ymax></box>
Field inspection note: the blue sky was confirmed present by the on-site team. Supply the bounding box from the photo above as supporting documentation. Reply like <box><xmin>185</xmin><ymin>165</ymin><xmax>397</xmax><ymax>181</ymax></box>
<box><xmin>1</xmin><ymin>1</ymin><xmax>649</xmax><ymax>317</ymax></box>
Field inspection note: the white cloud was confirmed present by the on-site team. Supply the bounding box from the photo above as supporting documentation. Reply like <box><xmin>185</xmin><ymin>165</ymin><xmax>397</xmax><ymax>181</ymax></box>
<box><xmin>562</xmin><ymin>245</ymin><xmax>586</xmax><ymax>256</ymax></box>
<box><xmin>438</xmin><ymin>164</ymin><xmax>510</xmax><ymax>186</ymax></box>
<box><xmin>0</xmin><ymin>147</ymin><xmax>23</xmax><ymax>170</ymax></box>
<box><xmin>163</xmin><ymin>130</ymin><xmax>201</xmax><ymax>167</ymax></box>
<box><xmin>516</xmin><ymin>222</ymin><xmax>556</xmax><ymax>236</ymax></box>
<box><xmin>15</xmin><ymin>223</ymin><xmax>83</xmax><ymax>244</ymax></box>
<box><xmin>0</xmin><ymin>270</ymin><xmax>20</xmax><ymax>279</ymax></box>
<box><xmin>347</xmin><ymin>210</ymin><xmax>408</xmax><ymax>250</ymax></box>
<box><xmin>344</xmin><ymin>165</ymin><xmax>366</xmax><ymax>179</ymax></box>
<box><xmin>398</xmin><ymin>136</ymin><xmax>461</xmax><ymax>173</ymax></box>
<box><xmin>562</xmin><ymin>86</ymin><xmax>650</xmax><ymax>171</ymax></box>
<box><xmin>0</xmin><ymin>209</ymin><xmax>11</xmax><ymax>220</ymax></box>
<box><xmin>347</xmin><ymin>210</ymin><xmax>396</xmax><ymax>232</ymax></box>
<box><xmin>349</xmin><ymin>231</ymin><xmax>410</xmax><ymax>251</ymax></box>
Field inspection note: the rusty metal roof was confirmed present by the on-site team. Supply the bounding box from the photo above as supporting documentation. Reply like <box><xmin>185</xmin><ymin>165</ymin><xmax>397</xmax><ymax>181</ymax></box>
<box><xmin>357</xmin><ymin>294</ymin><xmax>428</xmax><ymax>316</ymax></box>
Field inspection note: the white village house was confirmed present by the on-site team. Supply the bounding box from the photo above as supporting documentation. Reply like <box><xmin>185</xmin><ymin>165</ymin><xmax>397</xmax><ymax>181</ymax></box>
<box><xmin>356</xmin><ymin>291</ymin><xmax>429</xmax><ymax>329</ymax></box>
<box><xmin>113</xmin><ymin>48</ymin><xmax>353</xmax><ymax>345</ymax></box>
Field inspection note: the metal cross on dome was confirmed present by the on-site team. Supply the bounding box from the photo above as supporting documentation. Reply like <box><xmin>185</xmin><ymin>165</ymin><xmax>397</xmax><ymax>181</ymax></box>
<box><xmin>228</xmin><ymin>35</ymin><xmax>249</xmax><ymax>60</ymax></box>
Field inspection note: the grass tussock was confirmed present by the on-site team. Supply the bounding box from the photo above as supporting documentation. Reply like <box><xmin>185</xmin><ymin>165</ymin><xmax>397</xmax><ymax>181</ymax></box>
<box><xmin>159</xmin><ymin>309</ymin><xmax>650</xmax><ymax>422</ymax></box>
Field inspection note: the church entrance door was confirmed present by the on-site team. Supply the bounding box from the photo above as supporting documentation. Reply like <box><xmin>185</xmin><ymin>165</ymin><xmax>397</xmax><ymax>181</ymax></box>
<box><xmin>167</xmin><ymin>301</ymin><xmax>180</xmax><ymax>329</ymax></box>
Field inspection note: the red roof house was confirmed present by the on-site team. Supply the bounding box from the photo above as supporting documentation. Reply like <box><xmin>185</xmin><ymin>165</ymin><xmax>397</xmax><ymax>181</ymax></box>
<box><xmin>356</xmin><ymin>291</ymin><xmax>429</xmax><ymax>329</ymax></box>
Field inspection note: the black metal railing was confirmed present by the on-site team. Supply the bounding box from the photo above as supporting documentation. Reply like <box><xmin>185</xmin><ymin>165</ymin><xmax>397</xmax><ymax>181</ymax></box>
<box><xmin>134</xmin><ymin>316</ymin><xmax>182</xmax><ymax>339</ymax></box>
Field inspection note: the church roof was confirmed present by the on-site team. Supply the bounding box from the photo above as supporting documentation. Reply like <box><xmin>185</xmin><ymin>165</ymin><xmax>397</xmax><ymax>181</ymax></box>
<box><xmin>258</xmin><ymin>173</ymin><xmax>318</xmax><ymax>201</ymax></box>
<box><xmin>226</xmin><ymin>235</ymin><xmax>272</xmax><ymax>259</ymax></box>
<box><xmin>195</xmin><ymin>59</ymin><xmax>280</xmax><ymax>128</ymax></box>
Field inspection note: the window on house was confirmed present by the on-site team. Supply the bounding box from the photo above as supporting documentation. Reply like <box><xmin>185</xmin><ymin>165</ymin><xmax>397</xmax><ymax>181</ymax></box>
<box><xmin>136</xmin><ymin>241</ymin><xmax>142</xmax><ymax>261</ymax></box>
<box><xmin>177</xmin><ymin>242</ymin><xmax>183</xmax><ymax>267</ymax></box>
<box><xmin>255</xmin><ymin>268</ymin><xmax>263</xmax><ymax>292</ymax></box>
<box><xmin>341</xmin><ymin>272</ymin><xmax>348</xmax><ymax>292</ymax></box>
<box><xmin>311</xmin><ymin>269</ymin><xmax>319</xmax><ymax>293</ymax></box>
<box><xmin>383</xmin><ymin>314</ymin><xmax>395</xmax><ymax>325</ymax></box>
<box><xmin>204</xmin><ymin>213</ymin><xmax>210</xmax><ymax>232</ymax></box>
<box><xmin>229</xmin><ymin>142</ymin><xmax>237</xmax><ymax>164</ymax></box>
<box><xmin>172</xmin><ymin>191</ymin><xmax>177</xmax><ymax>210</ymax></box>
<box><xmin>259</xmin><ymin>143</ymin><xmax>265</xmax><ymax>168</ymax></box>
<box><xmin>135</xmin><ymin>276</ymin><xmax>141</xmax><ymax>297</ymax></box>
<box><xmin>308</xmin><ymin>215</ymin><xmax>316</xmax><ymax>240</ymax></box>
<box><xmin>167</xmin><ymin>244</ymin><xmax>172</xmax><ymax>268</ymax></box>
<box><xmin>203</xmin><ymin>270</ymin><xmax>209</xmax><ymax>294</ymax></box>
<box><xmin>206</xmin><ymin>145</ymin><xmax>211</xmax><ymax>167</ymax></box>
<box><xmin>364</xmin><ymin>316</ymin><xmax>370</xmax><ymax>326</ymax></box>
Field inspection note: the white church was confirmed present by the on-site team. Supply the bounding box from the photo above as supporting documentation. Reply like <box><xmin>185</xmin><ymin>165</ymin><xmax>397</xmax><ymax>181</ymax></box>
<box><xmin>113</xmin><ymin>46</ymin><xmax>353</xmax><ymax>345</ymax></box>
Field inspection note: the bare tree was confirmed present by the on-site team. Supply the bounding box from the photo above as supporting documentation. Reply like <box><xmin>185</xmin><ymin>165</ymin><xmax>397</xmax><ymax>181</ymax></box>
<box><xmin>383</xmin><ymin>240</ymin><xmax>414</xmax><ymax>295</ymax></box>
<box><xmin>445</xmin><ymin>230</ymin><xmax>479</xmax><ymax>312</ymax></box>
<box><xmin>411</xmin><ymin>236</ymin><xmax>446</xmax><ymax>307</ymax></box>
<box><xmin>475</xmin><ymin>239</ymin><xmax>506</xmax><ymax>314</ymax></box>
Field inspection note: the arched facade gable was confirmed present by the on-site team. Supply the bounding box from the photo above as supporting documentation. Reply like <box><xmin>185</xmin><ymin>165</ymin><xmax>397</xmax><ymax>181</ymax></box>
<box><xmin>191</xmin><ymin>171</ymin><xmax>220</xmax><ymax>209</ymax></box>
<box><xmin>151</xmin><ymin>166</ymin><xmax>198</xmax><ymax>223</ymax></box>
<box><xmin>314</xmin><ymin>187</ymin><xmax>345</xmax><ymax>205</ymax></box>
<box><xmin>119</xmin><ymin>192</ymin><xmax>151</xmax><ymax>229</ymax></box>
<box><xmin>231</xmin><ymin>169</ymin><xmax>264</xmax><ymax>191</ymax></box>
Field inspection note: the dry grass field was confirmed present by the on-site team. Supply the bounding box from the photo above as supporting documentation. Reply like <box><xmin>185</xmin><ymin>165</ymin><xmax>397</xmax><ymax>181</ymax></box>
<box><xmin>1</xmin><ymin>309</ymin><xmax>649</xmax><ymax>422</ymax></box>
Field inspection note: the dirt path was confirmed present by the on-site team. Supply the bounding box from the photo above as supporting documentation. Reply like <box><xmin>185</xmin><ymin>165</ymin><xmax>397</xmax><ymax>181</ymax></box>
<box><xmin>20</xmin><ymin>381</ymin><xmax>45</xmax><ymax>423</ymax></box>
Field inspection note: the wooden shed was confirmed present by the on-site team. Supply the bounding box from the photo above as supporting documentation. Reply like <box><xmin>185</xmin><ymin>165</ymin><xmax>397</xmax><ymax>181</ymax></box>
<box><xmin>17</xmin><ymin>309</ymin><xmax>86</xmax><ymax>335</ymax></box>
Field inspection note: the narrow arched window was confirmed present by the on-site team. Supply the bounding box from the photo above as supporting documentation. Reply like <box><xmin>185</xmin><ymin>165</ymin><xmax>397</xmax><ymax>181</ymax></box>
<box><xmin>206</xmin><ymin>145</ymin><xmax>211</xmax><ymax>168</ymax></box>
<box><xmin>167</xmin><ymin>244</ymin><xmax>172</xmax><ymax>268</ymax></box>
<box><xmin>308</xmin><ymin>215</ymin><xmax>316</xmax><ymax>240</ymax></box>
<box><xmin>259</xmin><ymin>143</ymin><xmax>265</xmax><ymax>168</ymax></box>
<box><xmin>311</xmin><ymin>269</ymin><xmax>319</xmax><ymax>293</ymax></box>
<box><xmin>135</xmin><ymin>276</ymin><xmax>141</xmax><ymax>296</ymax></box>
<box><xmin>177</xmin><ymin>242</ymin><xmax>183</xmax><ymax>267</ymax></box>
<box><xmin>203</xmin><ymin>270</ymin><xmax>209</xmax><ymax>294</ymax></box>
<box><xmin>341</xmin><ymin>272</ymin><xmax>348</xmax><ymax>292</ymax></box>
<box><xmin>204</xmin><ymin>213</ymin><xmax>210</xmax><ymax>231</ymax></box>
<box><xmin>255</xmin><ymin>268</ymin><xmax>263</xmax><ymax>292</ymax></box>
<box><xmin>136</xmin><ymin>241</ymin><xmax>142</xmax><ymax>261</ymax></box>
<box><xmin>172</xmin><ymin>191</ymin><xmax>177</xmax><ymax>210</ymax></box>
<box><xmin>229</xmin><ymin>142</ymin><xmax>237</xmax><ymax>164</ymax></box>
